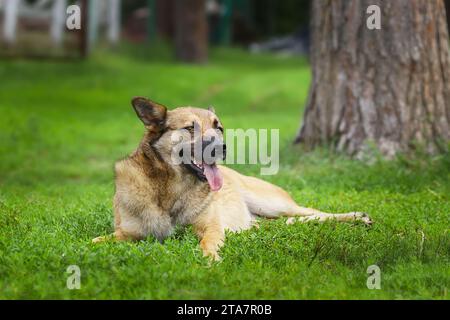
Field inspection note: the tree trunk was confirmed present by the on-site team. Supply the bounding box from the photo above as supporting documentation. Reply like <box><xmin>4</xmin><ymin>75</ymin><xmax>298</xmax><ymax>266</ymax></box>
<box><xmin>174</xmin><ymin>0</ymin><xmax>208</xmax><ymax>63</ymax></box>
<box><xmin>295</xmin><ymin>0</ymin><xmax>450</xmax><ymax>158</ymax></box>
<box><xmin>156</xmin><ymin>0</ymin><xmax>175</xmax><ymax>40</ymax></box>
<box><xmin>445</xmin><ymin>0</ymin><xmax>450</xmax><ymax>34</ymax></box>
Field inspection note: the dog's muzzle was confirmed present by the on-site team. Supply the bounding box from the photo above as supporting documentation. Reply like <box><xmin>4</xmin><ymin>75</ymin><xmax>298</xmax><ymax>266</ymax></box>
<box><xmin>184</xmin><ymin>136</ymin><xmax>226</xmax><ymax>191</ymax></box>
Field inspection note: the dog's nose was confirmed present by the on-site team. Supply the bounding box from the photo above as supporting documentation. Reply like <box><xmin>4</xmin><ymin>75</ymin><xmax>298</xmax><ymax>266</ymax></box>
<box><xmin>202</xmin><ymin>137</ymin><xmax>226</xmax><ymax>161</ymax></box>
<box><xmin>221</xmin><ymin>143</ymin><xmax>226</xmax><ymax>160</ymax></box>
<box><xmin>209</xmin><ymin>143</ymin><xmax>226</xmax><ymax>160</ymax></box>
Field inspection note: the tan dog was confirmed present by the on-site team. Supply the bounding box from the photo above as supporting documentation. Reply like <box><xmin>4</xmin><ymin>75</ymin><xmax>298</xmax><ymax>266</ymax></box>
<box><xmin>93</xmin><ymin>97</ymin><xmax>372</xmax><ymax>260</ymax></box>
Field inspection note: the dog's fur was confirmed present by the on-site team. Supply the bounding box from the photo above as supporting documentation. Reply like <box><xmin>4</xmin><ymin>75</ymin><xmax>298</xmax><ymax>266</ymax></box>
<box><xmin>93</xmin><ymin>97</ymin><xmax>372</xmax><ymax>260</ymax></box>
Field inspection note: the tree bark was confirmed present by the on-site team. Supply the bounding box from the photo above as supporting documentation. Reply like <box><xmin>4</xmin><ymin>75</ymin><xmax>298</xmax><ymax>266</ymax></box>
<box><xmin>446</xmin><ymin>0</ymin><xmax>450</xmax><ymax>33</ymax></box>
<box><xmin>174</xmin><ymin>0</ymin><xmax>208</xmax><ymax>63</ymax></box>
<box><xmin>295</xmin><ymin>0</ymin><xmax>450</xmax><ymax>158</ymax></box>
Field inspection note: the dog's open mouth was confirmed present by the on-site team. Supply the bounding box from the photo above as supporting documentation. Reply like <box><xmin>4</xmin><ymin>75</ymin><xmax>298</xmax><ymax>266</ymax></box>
<box><xmin>185</xmin><ymin>159</ymin><xmax>223</xmax><ymax>192</ymax></box>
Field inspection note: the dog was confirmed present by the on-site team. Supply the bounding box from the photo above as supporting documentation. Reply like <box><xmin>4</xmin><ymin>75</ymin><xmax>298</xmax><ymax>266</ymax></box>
<box><xmin>93</xmin><ymin>97</ymin><xmax>372</xmax><ymax>260</ymax></box>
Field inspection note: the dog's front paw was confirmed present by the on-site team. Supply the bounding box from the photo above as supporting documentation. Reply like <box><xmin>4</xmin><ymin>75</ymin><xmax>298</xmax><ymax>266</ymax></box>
<box><xmin>200</xmin><ymin>240</ymin><xmax>222</xmax><ymax>262</ymax></box>
<box><xmin>201</xmin><ymin>246</ymin><xmax>221</xmax><ymax>262</ymax></box>
<box><xmin>204</xmin><ymin>250</ymin><xmax>221</xmax><ymax>262</ymax></box>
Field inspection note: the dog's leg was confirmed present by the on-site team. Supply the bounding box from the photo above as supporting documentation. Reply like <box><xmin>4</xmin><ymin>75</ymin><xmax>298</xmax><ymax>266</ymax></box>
<box><xmin>193</xmin><ymin>209</ymin><xmax>227</xmax><ymax>261</ymax></box>
<box><xmin>286</xmin><ymin>211</ymin><xmax>372</xmax><ymax>225</ymax></box>
<box><xmin>199</xmin><ymin>228</ymin><xmax>224</xmax><ymax>261</ymax></box>
<box><xmin>236</xmin><ymin>173</ymin><xmax>372</xmax><ymax>226</ymax></box>
<box><xmin>92</xmin><ymin>204</ymin><xmax>146</xmax><ymax>243</ymax></box>
<box><xmin>194</xmin><ymin>221</ymin><xmax>224</xmax><ymax>261</ymax></box>
<box><xmin>192</xmin><ymin>180</ymin><xmax>255</xmax><ymax>261</ymax></box>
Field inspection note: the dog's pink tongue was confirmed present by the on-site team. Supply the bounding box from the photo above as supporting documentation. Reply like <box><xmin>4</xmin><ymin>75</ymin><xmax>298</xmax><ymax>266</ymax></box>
<box><xmin>203</xmin><ymin>164</ymin><xmax>223</xmax><ymax>191</ymax></box>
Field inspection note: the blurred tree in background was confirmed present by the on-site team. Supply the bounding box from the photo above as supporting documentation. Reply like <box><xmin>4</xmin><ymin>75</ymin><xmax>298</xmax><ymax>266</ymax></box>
<box><xmin>120</xmin><ymin>0</ymin><xmax>311</xmax><ymax>49</ymax></box>
<box><xmin>174</xmin><ymin>0</ymin><xmax>208</xmax><ymax>63</ymax></box>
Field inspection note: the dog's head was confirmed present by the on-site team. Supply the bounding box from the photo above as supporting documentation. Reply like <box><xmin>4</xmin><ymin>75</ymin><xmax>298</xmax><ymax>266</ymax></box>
<box><xmin>132</xmin><ymin>97</ymin><xmax>226</xmax><ymax>191</ymax></box>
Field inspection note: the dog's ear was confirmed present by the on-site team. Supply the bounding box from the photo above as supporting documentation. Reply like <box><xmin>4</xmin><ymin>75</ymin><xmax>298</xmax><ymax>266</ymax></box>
<box><xmin>131</xmin><ymin>97</ymin><xmax>167</xmax><ymax>130</ymax></box>
<box><xmin>208</xmin><ymin>106</ymin><xmax>216</xmax><ymax>114</ymax></box>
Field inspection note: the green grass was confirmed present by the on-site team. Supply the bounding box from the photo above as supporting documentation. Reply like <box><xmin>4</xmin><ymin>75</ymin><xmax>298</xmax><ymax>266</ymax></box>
<box><xmin>0</xmin><ymin>46</ymin><xmax>449</xmax><ymax>299</ymax></box>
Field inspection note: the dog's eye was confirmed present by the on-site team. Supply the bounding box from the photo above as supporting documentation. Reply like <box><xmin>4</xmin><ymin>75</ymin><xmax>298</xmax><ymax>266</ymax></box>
<box><xmin>182</xmin><ymin>125</ymin><xmax>194</xmax><ymax>131</ymax></box>
<box><xmin>217</xmin><ymin>126</ymin><xmax>224</xmax><ymax>133</ymax></box>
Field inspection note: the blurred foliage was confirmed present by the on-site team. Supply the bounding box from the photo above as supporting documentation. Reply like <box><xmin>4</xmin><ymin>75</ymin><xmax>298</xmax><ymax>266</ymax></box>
<box><xmin>250</xmin><ymin>0</ymin><xmax>310</xmax><ymax>37</ymax></box>
<box><xmin>120</xmin><ymin>0</ymin><xmax>311</xmax><ymax>42</ymax></box>
<box><xmin>122</xmin><ymin>0</ymin><xmax>148</xmax><ymax>19</ymax></box>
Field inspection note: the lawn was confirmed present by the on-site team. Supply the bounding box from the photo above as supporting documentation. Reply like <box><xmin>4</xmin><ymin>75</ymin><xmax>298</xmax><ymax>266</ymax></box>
<box><xmin>0</xmin><ymin>46</ymin><xmax>448</xmax><ymax>299</ymax></box>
